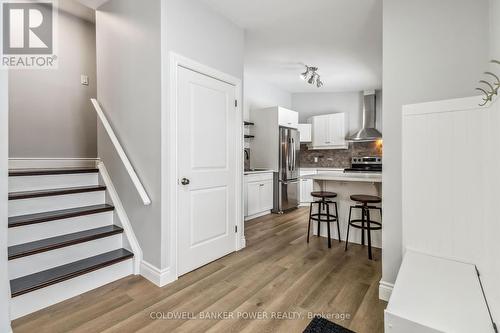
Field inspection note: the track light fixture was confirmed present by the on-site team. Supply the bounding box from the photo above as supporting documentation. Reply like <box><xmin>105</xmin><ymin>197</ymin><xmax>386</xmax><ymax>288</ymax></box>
<box><xmin>300</xmin><ymin>65</ymin><xmax>323</xmax><ymax>88</ymax></box>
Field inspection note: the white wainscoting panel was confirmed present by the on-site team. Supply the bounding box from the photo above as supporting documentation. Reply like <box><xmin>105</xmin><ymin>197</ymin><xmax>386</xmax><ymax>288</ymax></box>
<box><xmin>402</xmin><ymin>95</ymin><xmax>500</xmax><ymax>321</ymax></box>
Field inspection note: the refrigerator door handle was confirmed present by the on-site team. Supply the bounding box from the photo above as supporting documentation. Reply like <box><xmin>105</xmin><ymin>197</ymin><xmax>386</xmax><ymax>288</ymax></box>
<box><xmin>292</xmin><ymin>138</ymin><xmax>296</xmax><ymax>171</ymax></box>
<box><xmin>281</xmin><ymin>179</ymin><xmax>300</xmax><ymax>185</ymax></box>
<box><xmin>287</xmin><ymin>137</ymin><xmax>292</xmax><ymax>172</ymax></box>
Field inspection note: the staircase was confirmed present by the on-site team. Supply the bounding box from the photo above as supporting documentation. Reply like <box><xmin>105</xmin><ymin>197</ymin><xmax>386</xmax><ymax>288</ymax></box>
<box><xmin>7</xmin><ymin>167</ymin><xmax>135</xmax><ymax>319</ymax></box>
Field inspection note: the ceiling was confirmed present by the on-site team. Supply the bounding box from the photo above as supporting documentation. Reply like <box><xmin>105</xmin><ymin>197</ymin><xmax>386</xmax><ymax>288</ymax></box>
<box><xmin>76</xmin><ymin>0</ymin><xmax>109</xmax><ymax>10</ymax></box>
<box><xmin>200</xmin><ymin>0</ymin><xmax>382</xmax><ymax>93</ymax></box>
<box><xmin>59</xmin><ymin>1</ymin><xmax>95</xmax><ymax>22</ymax></box>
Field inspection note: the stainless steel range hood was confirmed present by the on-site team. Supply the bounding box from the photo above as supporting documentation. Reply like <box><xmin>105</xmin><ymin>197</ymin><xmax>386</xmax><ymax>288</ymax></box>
<box><xmin>347</xmin><ymin>91</ymin><xmax>382</xmax><ymax>142</ymax></box>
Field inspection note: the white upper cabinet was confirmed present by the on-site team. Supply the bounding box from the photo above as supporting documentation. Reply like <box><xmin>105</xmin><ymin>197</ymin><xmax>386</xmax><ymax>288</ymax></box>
<box><xmin>309</xmin><ymin>113</ymin><xmax>348</xmax><ymax>149</ymax></box>
<box><xmin>278</xmin><ymin>107</ymin><xmax>299</xmax><ymax>129</ymax></box>
<box><xmin>297</xmin><ymin>124</ymin><xmax>312</xmax><ymax>142</ymax></box>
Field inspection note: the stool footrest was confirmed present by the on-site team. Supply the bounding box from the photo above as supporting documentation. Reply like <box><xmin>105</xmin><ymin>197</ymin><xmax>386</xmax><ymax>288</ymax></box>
<box><xmin>310</xmin><ymin>213</ymin><xmax>338</xmax><ymax>223</ymax></box>
<box><xmin>348</xmin><ymin>219</ymin><xmax>382</xmax><ymax>231</ymax></box>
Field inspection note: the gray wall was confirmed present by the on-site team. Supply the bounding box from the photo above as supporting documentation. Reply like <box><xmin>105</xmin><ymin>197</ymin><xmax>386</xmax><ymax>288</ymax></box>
<box><xmin>0</xmin><ymin>71</ymin><xmax>11</xmax><ymax>332</ymax></box>
<box><xmin>382</xmin><ymin>0</ymin><xmax>489</xmax><ymax>287</ymax></box>
<box><xmin>9</xmin><ymin>5</ymin><xmax>97</xmax><ymax>158</ymax></box>
<box><xmin>96</xmin><ymin>0</ymin><xmax>163</xmax><ymax>267</ymax></box>
<box><xmin>96</xmin><ymin>0</ymin><xmax>244</xmax><ymax>271</ymax></box>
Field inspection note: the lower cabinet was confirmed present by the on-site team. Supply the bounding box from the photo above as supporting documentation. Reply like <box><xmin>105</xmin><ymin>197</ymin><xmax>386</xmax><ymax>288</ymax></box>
<box><xmin>245</xmin><ymin>172</ymin><xmax>274</xmax><ymax>220</ymax></box>
<box><xmin>300</xmin><ymin>178</ymin><xmax>315</xmax><ymax>204</ymax></box>
<box><xmin>299</xmin><ymin>169</ymin><xmax>317</xmax><ymax>204</ymax></box>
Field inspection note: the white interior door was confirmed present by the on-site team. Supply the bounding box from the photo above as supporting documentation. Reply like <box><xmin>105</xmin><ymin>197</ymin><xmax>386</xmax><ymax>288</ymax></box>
<box><xmin>177</xmin><ymin>66</ymin><xmax>237</xmax><ymax>276</ymax></box>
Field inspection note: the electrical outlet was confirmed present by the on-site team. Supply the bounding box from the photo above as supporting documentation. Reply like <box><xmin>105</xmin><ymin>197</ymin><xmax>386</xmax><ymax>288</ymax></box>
<box><xmin>81</xmin><ymin>75</ymin><xmax>89</xmax><ymax>86</ymax></box>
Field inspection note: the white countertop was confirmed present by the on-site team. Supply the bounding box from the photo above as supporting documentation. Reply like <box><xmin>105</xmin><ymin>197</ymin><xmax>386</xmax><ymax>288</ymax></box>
<box><xmin>302</xmin><ymin>172</ymin><xmax>382</xmax><ymax>183</ymax></box>
<box><xmin>300</xmin><ymin>167</ymin><xmax>345</xmax><ymax>172</ymax></box>
<box><xmin>244</xmin><ymin>169</ymin><xmax>274</xmax><ymax>175</ymax></box>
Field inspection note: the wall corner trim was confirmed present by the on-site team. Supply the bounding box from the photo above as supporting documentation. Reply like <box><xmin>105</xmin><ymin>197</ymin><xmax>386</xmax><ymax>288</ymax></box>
<box><xmin>140</xmin><ymin>261</ymin><xmax>177</xmax><ymax>287</ymax></box>
<box><xmin>379</xmin><ymin>280</ymin><xmax>394</xmax><ymax>302</ymax></box>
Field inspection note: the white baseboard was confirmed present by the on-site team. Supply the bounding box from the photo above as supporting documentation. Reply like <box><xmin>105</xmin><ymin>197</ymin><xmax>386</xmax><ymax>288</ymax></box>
<box><xmin>244</xmin><ymin>210</ymin><xmax>271</xmax><ymax>221</ymax></box>
<box><xmin>379</xmin><ymin>280</ymin><xmax>394</xmax><ymax>302</ymax></box>
<box><xmin>140</xmin><ymin>260</ymin><xmax>177</xmax><ymax>287</ymax></box>
<box><xmin>239</xmin><ymin>236</ymin><xmax>246</xmax><ymax>249</ymax></box>
<box><xmin>9</xmin><ymin>158</ymin><xmax>98</xmax><ymax>169</ymax></box>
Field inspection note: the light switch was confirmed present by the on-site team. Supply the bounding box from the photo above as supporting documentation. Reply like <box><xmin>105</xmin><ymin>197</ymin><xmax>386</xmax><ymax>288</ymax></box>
<box><xmin>81</xmin><ymin>75</ymin><xmax>89</xmax><ymax>86</ymax></box>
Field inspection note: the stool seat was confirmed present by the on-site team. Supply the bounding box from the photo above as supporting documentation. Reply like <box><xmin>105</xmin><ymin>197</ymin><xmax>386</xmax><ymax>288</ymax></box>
<box><xmin>311</xmin><ymin>191</ymin><xmax>338</xmax><ymax>199</ymax></box>
<box><xmin>350</xmin><ymin>194</ymin><xmax>381</xmax><ymax>204</ymax></box>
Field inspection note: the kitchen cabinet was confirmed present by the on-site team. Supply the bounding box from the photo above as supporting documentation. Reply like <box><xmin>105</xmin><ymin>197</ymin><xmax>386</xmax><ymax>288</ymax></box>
<box><xmin>299</xmin><ymin>169</ymin><xmax>317</xmax><ymax>204</ymax></box>
<box><xmin>244</xmin><ymin>172</ymin><xmax>274</xmax><ymax>220</ymax></box>
<box><xmin>309</xmin><ymin>113</ymin><xmax>348</xmax><ymax>149</ymax></box>
<box><xmin>297</xmin><ymin>124</ymin><xmax>312</xmax><ymax>142</ymax></box>
<box><xmin>278</xmin><ymin>107</ymin><xmax>299</xmax><ymax>129</ymax></box>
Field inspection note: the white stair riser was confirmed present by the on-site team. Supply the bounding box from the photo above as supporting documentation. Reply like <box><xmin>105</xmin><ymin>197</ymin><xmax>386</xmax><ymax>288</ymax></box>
<box><xmin>9</xmin><ymin>234</ymin><xmax>123</xmax><ymax>279</ymax></box>
<box><xmin>9</xmin><ymin>191</ymin><xmax>106</xmax><ymax>217</ymax></box>
<box><xmin>8</xmin><ymin>212</ymin><xmax>114</xmax><ymax>246</ymax></box>
<box><xmin>10</xmin><ymin>259</ymin><xmax>134</xmax><ymax>320</ymax></box>
<box><xmin>9</xmin><ymin>173</ymin><xmax>99</xmax><ymax>192</ymax></box>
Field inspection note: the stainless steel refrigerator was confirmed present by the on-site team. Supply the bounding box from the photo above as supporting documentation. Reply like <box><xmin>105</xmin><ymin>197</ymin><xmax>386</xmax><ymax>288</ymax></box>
<box><xmin>273</xmin><ymin>127</ymin><xmax>300</xmax><ymax>213</ymax></box>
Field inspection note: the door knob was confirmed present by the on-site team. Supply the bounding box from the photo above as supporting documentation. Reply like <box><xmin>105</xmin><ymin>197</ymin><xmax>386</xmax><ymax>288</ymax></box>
<box><xmin>181</xmin><ymin>178</ymin><xmax>190</xmax><ymax>185</ymax></box>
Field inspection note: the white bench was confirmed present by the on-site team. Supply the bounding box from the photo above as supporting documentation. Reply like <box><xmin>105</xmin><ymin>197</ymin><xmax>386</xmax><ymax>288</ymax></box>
<box><xmin>385</xmin><ymin>250</ymin><xmax>495</xmax><ymax>333</ymax></box>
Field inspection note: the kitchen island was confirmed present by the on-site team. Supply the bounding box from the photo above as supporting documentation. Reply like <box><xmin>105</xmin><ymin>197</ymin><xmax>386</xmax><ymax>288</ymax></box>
<box><xmin>301</xmin><ymin>171</ymin><xmax>382</xmax><ymax>249</ymax></box>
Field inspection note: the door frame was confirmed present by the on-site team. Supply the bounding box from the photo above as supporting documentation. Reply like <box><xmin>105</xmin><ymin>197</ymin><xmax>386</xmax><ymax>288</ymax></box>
<box><xmin>166</xmin><ymin>52</ymin><xmax>244</xmax><ymax>281</ymax></box>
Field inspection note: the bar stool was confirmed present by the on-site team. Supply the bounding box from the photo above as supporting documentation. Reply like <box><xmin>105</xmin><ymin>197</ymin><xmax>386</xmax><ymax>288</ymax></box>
<box><xmin>345</xmin><ymin>194</ymin><xmax>382</xmax><ymax>260</ymax></box>
<box><xmin>307</xmin><ymin>191</ymin><xmax>341</xmax><ymax>248</ymax></box>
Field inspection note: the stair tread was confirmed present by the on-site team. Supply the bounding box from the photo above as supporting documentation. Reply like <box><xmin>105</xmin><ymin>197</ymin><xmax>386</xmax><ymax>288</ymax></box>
<box><xmin>10</xmin><ymin>249</ymin><xmax>133</xmax><ymax>297</ymax></box>
<box><xmin>9</xmin><ymin>185</ymin><xmax>106</xmax><ymax>200</ymax></box>
<box><xmin>8</xmin><ymin>225</ymin><xmax>124</xmax><ymax>260</ymax></box>
<box><xmin>9</xmin><ymin>168</ymin><xmax>99</xmax><ymax>177</ymax></box>
<box><xmin>9</xmin><ymin>204</ymin><xmax>115</xmax><ymax>228</ymax></box>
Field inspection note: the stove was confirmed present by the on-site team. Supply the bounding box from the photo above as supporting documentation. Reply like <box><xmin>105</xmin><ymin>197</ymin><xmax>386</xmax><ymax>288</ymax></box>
<box><xmin>344</xmin><ymin>156</ymin><xmax>382</xmax><ymax>173</ymax></box>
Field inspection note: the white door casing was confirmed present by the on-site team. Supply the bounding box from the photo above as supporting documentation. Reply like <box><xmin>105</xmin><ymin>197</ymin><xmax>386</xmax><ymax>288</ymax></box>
<box><xmin>176</xmin><ymin>65</ymin><xmax>238</xmax><ymax>276</ymax></box>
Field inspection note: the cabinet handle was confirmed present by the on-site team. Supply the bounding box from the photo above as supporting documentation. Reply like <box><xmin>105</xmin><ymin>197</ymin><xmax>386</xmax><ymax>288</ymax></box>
<box><xmin>260</xmin><ymin>184</ymin><xmax>264</xmax><ymax>187</ymax></box>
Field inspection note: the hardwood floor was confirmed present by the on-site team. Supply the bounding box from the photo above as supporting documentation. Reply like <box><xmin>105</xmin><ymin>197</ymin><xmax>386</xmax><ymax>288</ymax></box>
<box><xmin>12</xmin><ymin>207</ymin><xmax>386</xmax><ymax>333</ymax></box>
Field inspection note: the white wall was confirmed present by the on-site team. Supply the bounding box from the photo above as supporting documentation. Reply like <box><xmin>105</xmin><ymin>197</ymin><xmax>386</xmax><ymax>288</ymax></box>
<box><xmin>490</xmin><ymin>0</ymin><xmax>500</xmax><ymax>60</ymax></box>
<box><xmin>244</xmin><ymin>74</ymin><xmax>292</xmax><ymax>120</ymax></box>
<box><xmin>292</xmin><ymin>91</ymin><xmax>361</xmax><ymax>126</ymax></box>
<box><xmin>382</xmin><ymin>0</ymin><xmax>489</xmax><ymax>290</ymax></box>
<box><xmin>9</xmin><ymin>4</ymin><xmax>97</xmax><ymax>158</ymax></box>
<box><xmin>0</xmin><ymin>70</ymin><xmax>12</xmax><ymax>332</ymax></box>
<box><xmin>291</xmin><ymin>91</ymin><xmax>383</xmax><ymax>134</ymax></box>
<box><xmin>164</xmin><ymin>0</ymin><xmax>245</xmax><ymax>269</ymax></box>
<box><xmin>96</xmin><ymin>0</ymin><xmax>163</xmax><ymax>267</ymax></box>
<box><xmin>166</xmin><ymin>0</ymin><xmax>244</xmax><ymax>80</ymax></box>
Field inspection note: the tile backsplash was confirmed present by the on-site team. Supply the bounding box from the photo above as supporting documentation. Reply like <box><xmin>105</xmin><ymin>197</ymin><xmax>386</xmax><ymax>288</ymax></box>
<box><xmin>300</xmin><ymin>142</ymin><xmax>382</xmax><ymax>168</ymax></box>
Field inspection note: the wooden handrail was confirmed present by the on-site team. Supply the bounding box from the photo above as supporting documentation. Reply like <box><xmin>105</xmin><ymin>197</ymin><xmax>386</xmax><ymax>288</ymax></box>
<box><xmin>91</xmin><ymin>99</ymin><xmax>151</xmax><ymax>206</ymax></box>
